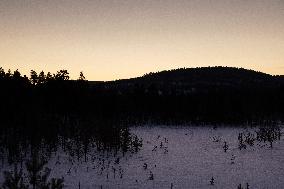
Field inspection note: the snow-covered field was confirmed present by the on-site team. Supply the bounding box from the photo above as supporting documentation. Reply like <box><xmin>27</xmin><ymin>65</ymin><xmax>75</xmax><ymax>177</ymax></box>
<box><xmin>1</xmin><ymin>125</ymin><xmax>284</xmax><ymax>189</ymax></box>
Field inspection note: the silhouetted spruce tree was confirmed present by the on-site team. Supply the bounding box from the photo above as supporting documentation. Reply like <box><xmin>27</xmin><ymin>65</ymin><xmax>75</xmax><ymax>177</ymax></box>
<box><xmin>54</xmin><ymin>70</ymin><xmax>69</xmax><ymax>81</ymax></box>
<box><xmin>0</xmin><ymin>67</ymin><xmax>5</xmax><ymax>78</ymax></box>
<box><xmin>5</xmin><ymin>69</ymin><xmax>12</xmax><ymax>79</ymax></box>
<box><xmin>46</xmin><ymin>72</ymin><xmax>53</xmax><ymax>82</ymax></box>
<box><xmin>78</xmin><ymin>71</ymin><xmax>86</xmax><ymax>81</ymax></box>
<box><xmin>30</xmin><ymin>70</ymin><xmax>38</xmax><ymax>85</ymax></box>
<box><xmin>13</xmin><ymin>69</ymin><xmax>21</xmax><ymax>80</ymax></box>
<box><xmin>38</xmin><ymin>71</ymin><xmax>46</xmax><ymax>85</ymax></box>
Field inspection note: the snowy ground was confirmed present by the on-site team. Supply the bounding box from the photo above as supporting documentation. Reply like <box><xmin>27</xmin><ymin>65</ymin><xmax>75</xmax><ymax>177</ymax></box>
<box><xmin>1</xmin><ymin>125</ymin><xmax>284</xmax><ymax>189</ymax></box>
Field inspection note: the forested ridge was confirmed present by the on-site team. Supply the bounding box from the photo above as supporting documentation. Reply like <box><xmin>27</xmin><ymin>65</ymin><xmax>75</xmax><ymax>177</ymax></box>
<box><xmin>1</xmin><ymin>66</ymin><xmax>283</xmax><ymax>124</ymax></box>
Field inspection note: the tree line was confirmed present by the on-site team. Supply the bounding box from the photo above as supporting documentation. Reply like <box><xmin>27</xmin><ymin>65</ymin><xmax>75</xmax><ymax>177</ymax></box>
<box><xmin>0</xmin><ymin>66</ymin><xmax>283</xmax><ymax>124</ymax></box>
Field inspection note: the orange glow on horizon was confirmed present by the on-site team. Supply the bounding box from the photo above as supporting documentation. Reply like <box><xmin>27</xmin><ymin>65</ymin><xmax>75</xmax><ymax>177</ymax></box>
<box><xmin>0</xmin><ymin>0</ymin><xmax>283</xmax><ymax>80</ymax></box>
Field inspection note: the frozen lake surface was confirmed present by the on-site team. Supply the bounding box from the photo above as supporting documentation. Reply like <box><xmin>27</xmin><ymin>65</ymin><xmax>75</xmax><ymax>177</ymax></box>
<box><xmin>1</xmin><ymin>125</ymin><xmax>284</xmax><ymax>189</ymax></box>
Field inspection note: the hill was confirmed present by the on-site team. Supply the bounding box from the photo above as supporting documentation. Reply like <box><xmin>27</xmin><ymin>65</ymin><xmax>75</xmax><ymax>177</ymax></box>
<box><xmin>91</xmin><ymin>67</ymin><xmax>283</xmax><ymax>96</ymax></box>
<box><xmin>0</xmin><ymin>66</ymin><xmax>283</xmax><ymax>124</ymax></box>
<box><xmin>85</xmin><ymin>67</ymin><xmax>284</xmax><ymax>123</ymax></box>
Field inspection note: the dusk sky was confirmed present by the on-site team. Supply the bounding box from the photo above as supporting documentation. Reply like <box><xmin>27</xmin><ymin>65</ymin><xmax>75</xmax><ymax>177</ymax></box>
<box><xmin>0</xmin><ymin>0</ymin><xmax>283</xmax><ymax>80</ymax></box>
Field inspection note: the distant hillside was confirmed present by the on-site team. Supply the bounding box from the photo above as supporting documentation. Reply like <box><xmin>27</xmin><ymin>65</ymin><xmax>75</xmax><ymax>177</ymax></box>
<box><xmin>90</xmin><ymin>67</ymin><xmax>283</xmax><ymax>95</ymax></box>
<box><xmin>1</xmin><ymin>66</ymin><xmax>283</xmax><ymax>124</ymax></box>
<box><xmin>120</xmin><ymin>67</ymin><xmax>272</xmax><ymax>84</ymax></box>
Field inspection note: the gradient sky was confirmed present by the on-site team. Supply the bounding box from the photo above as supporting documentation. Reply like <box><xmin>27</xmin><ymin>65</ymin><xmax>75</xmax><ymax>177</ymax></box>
<box><xmin>0</xmin><ymin>0</ymin><xmax>283</xmax><ymax>80</ymax></box>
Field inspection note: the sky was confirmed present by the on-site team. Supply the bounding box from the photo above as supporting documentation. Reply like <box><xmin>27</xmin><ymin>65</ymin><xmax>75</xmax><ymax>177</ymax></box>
<box><xmin>0</xmin><ymin>0</ymin><xmax>283</xmax><ymax>80</ymax></box>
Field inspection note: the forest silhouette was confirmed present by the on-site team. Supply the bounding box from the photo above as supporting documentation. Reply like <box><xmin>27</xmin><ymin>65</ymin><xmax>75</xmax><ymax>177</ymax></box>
<box><xmin>0</xmin><ymin>66</ymin><xmax>283</xmax><ymax>125</ymax></box>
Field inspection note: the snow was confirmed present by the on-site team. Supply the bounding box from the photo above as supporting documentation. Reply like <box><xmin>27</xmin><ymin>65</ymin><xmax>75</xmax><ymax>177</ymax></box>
<box><xmin>1</xmin><ymin>125</ymin><xmax>283</xmax><ymax>189</ymax></box>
